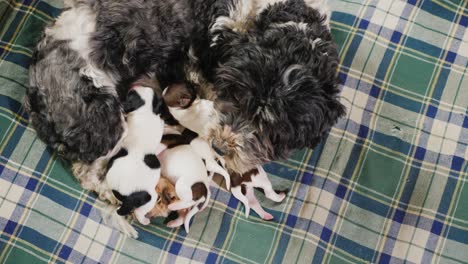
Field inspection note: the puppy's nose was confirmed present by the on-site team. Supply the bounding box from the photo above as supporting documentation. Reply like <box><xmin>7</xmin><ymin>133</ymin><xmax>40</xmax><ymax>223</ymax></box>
<box><xmin>212</xmin><ymin>141</ymin><xmax>227</xmax><ymax>156</ymax></box>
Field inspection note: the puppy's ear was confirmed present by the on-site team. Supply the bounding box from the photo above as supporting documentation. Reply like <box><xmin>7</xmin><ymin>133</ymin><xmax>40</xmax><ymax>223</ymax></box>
<box><xmin>163</xmin><ymin>83</ymin><xmax>195</xmax><ymax>108</ymax></box>
<box><xmin>152</xmin><ymin>95</ymin><xmax>163</xmax><ymax>114</ymax></box>
<box><xmin>123</xmin><ymin>90</ymin><xmax>144</xmax><ymax>113</ymax></box>
<box><xmin>116</xmin><ymin>191</ymin><xmax>151</xmax><ymax>216</ymax></box>
<box><xmin>112</xmin><ymin>190</ymin><xmax>127</xmax><ymax>202</ymax></box>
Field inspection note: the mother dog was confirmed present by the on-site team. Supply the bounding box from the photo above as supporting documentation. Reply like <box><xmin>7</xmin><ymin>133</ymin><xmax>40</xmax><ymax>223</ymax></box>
<box><xmin>26</xmin><ymin>0</ymin><xmax>344</xmax><ymax>190</ymax></box>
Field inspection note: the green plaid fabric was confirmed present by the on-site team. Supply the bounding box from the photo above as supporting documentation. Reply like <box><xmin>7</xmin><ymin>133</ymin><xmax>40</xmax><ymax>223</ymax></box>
<box><xmin>1</xmin><ymin>0</ymin><xmax>467</xmax><ymax>263</ymax></box>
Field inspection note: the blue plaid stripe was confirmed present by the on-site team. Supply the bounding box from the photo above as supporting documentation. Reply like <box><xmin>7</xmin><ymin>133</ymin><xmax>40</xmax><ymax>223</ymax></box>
<box><xmin>1</xmin><ymin>0</ymin><xmax>468</xmax><ymax>263</ymax></box>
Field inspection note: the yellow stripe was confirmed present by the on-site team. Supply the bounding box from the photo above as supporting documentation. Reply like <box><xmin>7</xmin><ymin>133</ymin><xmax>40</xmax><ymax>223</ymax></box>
<box><xmin>0</xmin><ymin>234</ymin><xmax>69</xmax><ymax>263</ymax></box>
<box><xmin>371</xmin><ymin>4</ymin><xmax>433</xmax><ymax>261</ymax></box>
<box><xmin>375</xmin><ymin>2</ymin><xmax>464</xmax><ymax>261</ymax></box>
<box><xmin>341</xmin><ymin>66</ymin><xmax>467</xmax><ymax>114</ymax></box>
<box><xmin>331</xmin><ymin>21</ymin><xmax>467</xmax><ymax>74</ymax></box>
<box><xmin>0</xmin><ymin>44</ymin><xmax>32</xmax><ymax>57</ymax></box>
<box><xmin>266</xmin><ymin>149</ymin><xmax>313</xmax><ymax>264</ymax></box>
<box><xmin>0</xmin><ymin>144</ymin><xmax>56</xmax><ymax>260</ymax></box>
<box><xmin>433</xmin><ymin>0</ymin><xmax>468</xmax><ymax>15</ymax></box>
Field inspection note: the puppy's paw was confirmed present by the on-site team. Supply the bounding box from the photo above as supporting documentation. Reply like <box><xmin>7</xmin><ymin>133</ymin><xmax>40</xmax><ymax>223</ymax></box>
<box><xmin>277</xmin><ymin>192</ymin><xmax>286</xmax><ymax>202</ymax></box>
<box><xmin>167</xmin><ymin>220</ymin><xmax>183</xmax><ymax>228</ymax></box>
<box><xmin>167</xmin><ymin>216</ymin><xmax>184</xmax><ymax>228</ymax></box>
<box><xmin>138</xmin><ymin>217</ymin><xmax>151</xmax><ymax>226</ymax></box>
<box><xmin>261</xmin><ymin>212</ymin><xmax>274</xmax><ymax>221</ymax></box>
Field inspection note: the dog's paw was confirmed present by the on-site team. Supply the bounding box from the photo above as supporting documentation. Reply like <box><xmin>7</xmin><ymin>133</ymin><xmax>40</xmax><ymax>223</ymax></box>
<box><xmin>277</xmin><ymin>192</ymin><xmax>286</xmax><ymax>202</ymax></box>
<box><xmin>100</xmin><ymin>190</ymin><xmax>119</xmax><ymax>205</ymax></box>
<box><xmin>261</xmin><ymin>212</ymin><xmax>274</xmax><ymax>221</ymax></box>
<box><xmin>81</xmin><ymin>181</ymin><xmax>96</xmax><ymax>191</ymax></box>
<box><xmin>138</xmin><ymin>217</ymin><xmax>151</xmax><ymax>226</ymax></box>
<box><xmin>166</xmin><ymin>217</ymin><xmax>184</xmax><ymax>228</ymax></box>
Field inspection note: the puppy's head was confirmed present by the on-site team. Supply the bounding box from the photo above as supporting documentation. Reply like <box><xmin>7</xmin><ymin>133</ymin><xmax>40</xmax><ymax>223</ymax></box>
<box><xmin>146</xmin><ymin>177</ymin><xmax>178</xmax><ymax>218</ymax></box>
<box><xmin>209</xmin><ymin>2</ymin><xmax>345</xmax><ymax>164</ymax></box>
<box><xmin>163</xmin><ymin>83</ymin><xmax>196</xmax><ymax>109</ymax></box>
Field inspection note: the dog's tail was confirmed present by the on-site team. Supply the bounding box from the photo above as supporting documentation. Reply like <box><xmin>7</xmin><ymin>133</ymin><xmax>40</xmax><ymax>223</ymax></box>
<box><xmin>101</xmin><ymin>204</ymin><xmax>138</xmax><ymax>238</ymax></box>
<box><xmin>113</xmin><ymin>190</ymin><xmax>151</xmax><ymax>216</ymax></box>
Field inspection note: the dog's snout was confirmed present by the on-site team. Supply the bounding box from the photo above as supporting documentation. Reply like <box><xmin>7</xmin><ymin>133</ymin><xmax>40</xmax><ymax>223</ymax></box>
<box><xmin>212</xmin><ymin>141</ymin><xmax>227</xmax><ymax>156</ymax></box>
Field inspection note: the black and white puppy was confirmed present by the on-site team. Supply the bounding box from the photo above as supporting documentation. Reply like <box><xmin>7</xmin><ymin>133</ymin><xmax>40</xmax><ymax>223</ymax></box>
<box><xmin>105</xmin><ymin>86</ymin><xmax>164</xmax><ymax>225</ymax></box>
<box><xmin>160</xmin><ymin>129</ymin><xmax>231</xmax><ymax>190</ymax></box>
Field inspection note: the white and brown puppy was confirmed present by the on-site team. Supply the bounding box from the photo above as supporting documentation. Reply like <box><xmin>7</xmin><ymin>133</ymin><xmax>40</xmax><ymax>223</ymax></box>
<box><xmin>161</xmin><ymin>130</ymin><xmax>231</xmax><ymax>190</ymax></box>
<box><xmin>162</xmin><ymin>83</ymin><xmax>219</xmax><ymax>138</ymax></box>
<box><xmin>158</xmin><ymin>136</ymin><xmax>211</xmax><ymax>233</ymax></box>
<box><xmin>230</xmin><ymin>166</ymin><xmax>286</xmax><ymax>220</ymax></box>
<box><xmin>105</xmin><ymin>86</ymin><xmax>165</xmax><ymax>225</ymax></box>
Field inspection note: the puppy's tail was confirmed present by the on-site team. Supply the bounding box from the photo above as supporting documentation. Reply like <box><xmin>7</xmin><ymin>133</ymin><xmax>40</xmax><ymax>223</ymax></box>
<box><xmin>101</xmin><ymin>204</ymin><xmax>138</xmax><ymax>238</ymax></box>
<box><xmin>115</xmin><ymin>191</ymin><xmax>151</xmax><ymax>216</ymax></box>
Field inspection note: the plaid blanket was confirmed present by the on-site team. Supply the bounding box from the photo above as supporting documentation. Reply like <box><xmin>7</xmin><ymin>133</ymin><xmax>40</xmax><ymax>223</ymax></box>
<box><xmin>1</xmin><ymin>0</ymin><xmax>467</xmax><ymax>263</ymax></box>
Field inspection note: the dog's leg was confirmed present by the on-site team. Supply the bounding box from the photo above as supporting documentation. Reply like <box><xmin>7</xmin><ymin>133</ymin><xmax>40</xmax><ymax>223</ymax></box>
<box><xmin>134</xmin><ymin>190</ymin><xmax>158</xmax><ymax>225</ymax></box>
<box><xmin>245</xmin><ymin>187</ymin><xmax>273</xmax><ymax>221</ymax></box>
<box><xmin>167</xmin><ymin>209</ymin><xmax>187</xmax><ymax>228</ymax></box>
<box><xmin>168</xmin><ymin>199</ymin><xmax>196</xmax><ymax>211</ymax></box>
<box><xmin>101</xmin><ymin>204</ymin><xmax>138</xmax><ymax>238</ymax></box>
<box><xmin>206</xmin><ymin>160</ymin><xmax>231</xmax><ymax>190</ymax></box>
<box><xmin>72</xmin><ymin>159</ymin><xmax>119</xmax><ymax>205</ymax></box>
<box><xmin>254</xmin><ymin>166</ymin><xmax>286</xmax><ymax>203</ymax></box>
<box><xmin>167</xmin><ymin>216</ymin><xmax>184</xmax><ymax>228</ymax></box>
<box><xmin>231</xmin><ymin>186</ymin><xmax>250</xmax><ymax>217</ymax></box>
<box><xmin>184</xmin><ymin>205</ymin><xmax>201</xmax><ymax>233</ymax></box>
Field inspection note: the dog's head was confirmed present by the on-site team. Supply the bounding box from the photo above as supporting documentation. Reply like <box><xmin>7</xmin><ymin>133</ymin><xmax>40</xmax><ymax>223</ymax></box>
<box><xmin>208</xmin><ymin>2</ymin><xmax>346</xmax><ymax>170</ymax></box>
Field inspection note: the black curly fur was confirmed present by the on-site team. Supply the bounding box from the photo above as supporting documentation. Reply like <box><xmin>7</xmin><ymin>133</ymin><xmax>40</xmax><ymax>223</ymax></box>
<box><xmin>26</xmin><ymin>0</ymin><xmax>194</xmax><ymax>163</ymax></box>
<box><xmin>89</xmin><ymin>0</ymin><xmax>194</xmax><ymax>88</ymax></box>
<box><xmin>27</xmin><ymin>37</ymin><xmax>123</xmax><ymax>162</ymax></box>
<box><xmin>26</xmin><ymin>0</ymin><xmax>345</xmax><ymax>167</ymax></box>
<box><xmin>190</xmin><ymin>0</ymin><xmax>346</xmax><ymax>165</ymax></box>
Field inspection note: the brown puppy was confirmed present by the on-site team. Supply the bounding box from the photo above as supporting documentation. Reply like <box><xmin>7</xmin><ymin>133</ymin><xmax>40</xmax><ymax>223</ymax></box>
<box><xmin>146</xmin><ymin>177</ymin><xmax>178</xmax><ymax>218</ymax></box>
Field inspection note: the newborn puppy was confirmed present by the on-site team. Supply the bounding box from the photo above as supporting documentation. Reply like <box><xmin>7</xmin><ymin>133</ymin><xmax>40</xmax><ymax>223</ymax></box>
<box><xmin>230</xmin><ymin>166</ymin><xmax>286</xmax><ymax>220</ymax></box>
<box><xmin>146</xmin><ymin>177</ymin><xmax>179</xmax><ymax>218</ymax></box>
<box><xmin>161</xmin><ymin>130</ymin><xmax>231</xmax><ymax>190</ymax></box>
<box><xmin>158</xmin><ymin>143</ymin><xmax>211</xmax><ymax>233</ymax></box>
<box><xmin>163</xmin><ymin>83</ymin><xmax>219</xmax><ymax>137</ymax></box>
<box><xmin>105</xmin><ymin>86</ymin><xmax>165</xmax><ymax>225</ymax></box>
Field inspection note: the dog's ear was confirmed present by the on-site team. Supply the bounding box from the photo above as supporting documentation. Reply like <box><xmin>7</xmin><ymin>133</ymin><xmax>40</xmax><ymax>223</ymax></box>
<box><xmin>214</xmin><ymin>100</ymin><xmax>237</xmax><ymax>113</ymax></box>
<box><xmin>123</xmin><ymin>90</ymin><xmax>144</xmax><ymax>113</ymax></box>
<box><xmin>116</xmin><ymin>191</ymin><xmax>151</xmax><ymax>216</ymax></box>
<box><xmin>112</xmin><ymin>190</ymin><xmax>127</xmax><ymax>202</ymax></box>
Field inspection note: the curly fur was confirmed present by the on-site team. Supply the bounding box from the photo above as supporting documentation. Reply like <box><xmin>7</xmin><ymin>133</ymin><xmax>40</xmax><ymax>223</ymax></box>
<box><xmin>26</xmin><ymin>0</ymin><xmax>193</xmax><ymax>163</ymax></box>
<box><xmin>26</xmin><ymin>8</ymin><xmax>124</xmax><ymax>162</ymax></box>
<box><xmin>190</xmin><ymin>0</ymin><xmax>346</xmax><ymax>172</ymax></box>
